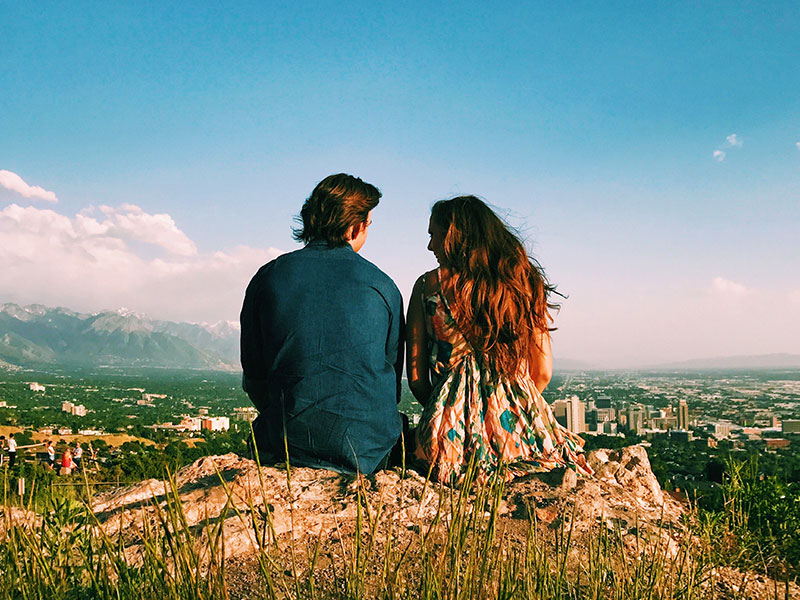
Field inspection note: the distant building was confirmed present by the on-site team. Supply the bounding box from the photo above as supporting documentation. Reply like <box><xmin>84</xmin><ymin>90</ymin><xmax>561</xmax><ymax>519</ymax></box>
<box><xmin>202</xmin><ymin>416</ymin><xmax>230</xmax><ymax>432</ymax></box>
<box><xmin>741</xmin><ymin>427</ymin><xmax>764</xmax><ymax>439</ymax></box>
<box><xmin>142</xmin><ymin>393</ymin><xmax>167</xmax><ymax>402</ymax></box>
<box><xmin>596</xmin><ymin>407</ymin><xmax>616</xmax><ymax>423</ymax></box>
<box><xmin>61</xmin><ymin>401</ymin><xmax>86</xmax><ymax>416</ymax></box>
<box><xmin>601</xmin><ymin>421</ymin><xmax>618</xmax><ymax>434</ymax></box>
<box><xmin>233</xmin><ymin>406</ymin><xmax>258</xmax><ymax>422</ymax></box>
<box><xmin>677</xmin><ymin>399</ymin><xmax>689</xmax><ymax>430</ymax></box>
<box><xmin>627</xmin><ymin>403</ymin><xmax>646</xmax><ymax>434</ymax></box>
<box><xmin>553</xmin><ymin>396</ymin><xmax>585</xmax><ymax>434</ymax></box>
<box><xmin>29</xmin><ymin>382</ymin><xmax>46</xmax><ymax>392</ymax></box>
<box><xmin>179</xmin><ymin>417</ymin><xmax>203</xmax><ymax>432</ymax></box>
<box><xmin>765</xmin><ymin>438</ymin><xmax>790</xmax><ymax>450</ymax></box>
<box><xmin>153</xmin><ymin>417</ymin><xmax>202</xmax><ymax>432</ymax></box>
<box><xmin>585</xmin><ymin>408</ymin><xmax>598</xmax><ymax>432</ymax></box>
<box><xmin>782</xmin><ymin>420</ymin><xmax>800</xmax><ymax>434</ymax></box>
<box><xmin>710</xmin><ymin>421</ymin><xmax>733</xmax><ymax>439</ymax></box>
<box><xmin>595</xmin><ymin>395</ymin><xmax>612</xmax><ymax>409</ymax></box>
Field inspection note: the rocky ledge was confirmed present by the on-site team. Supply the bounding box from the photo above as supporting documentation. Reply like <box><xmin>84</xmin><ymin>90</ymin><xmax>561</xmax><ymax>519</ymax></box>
<box><xmin>89</xmin><ymin>445</ymin><xmax>681</xmax><ymax>553</ymax></box>
<box><xmin>3</xmin><ymin>445</ymin><xmax>797</xmax><ymax>599</ymax></box>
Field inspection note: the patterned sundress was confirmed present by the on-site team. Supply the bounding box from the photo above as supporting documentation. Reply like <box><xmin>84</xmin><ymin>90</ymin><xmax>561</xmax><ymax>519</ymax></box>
<box><xmin>413</xmin><ymin>271</ymin><xmax>594</xmax><ymax>484</ymax></box>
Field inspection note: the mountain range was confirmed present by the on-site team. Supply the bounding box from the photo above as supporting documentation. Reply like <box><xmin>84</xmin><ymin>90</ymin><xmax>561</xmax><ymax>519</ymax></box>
<box><xmin>642</xmin><ymin>353</ymin><xmax>800</xmax><ymax>371</ymax></box>
<box><xmin>0</xmin><ymin>303</ymin><xmax>239</xmax><ymax>370</ymax></box>
<box><xmin>2</xmin><ymin>302</ymin><xmax>798</xmax><ymax>373</ymax></box>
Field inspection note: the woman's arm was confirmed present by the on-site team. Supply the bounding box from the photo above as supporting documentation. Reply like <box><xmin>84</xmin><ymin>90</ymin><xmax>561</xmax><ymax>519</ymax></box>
<box><xmin>406</xmin><ymin>275</ymin><xmax>432</xmax><ymax>406</ymax></box>
<box><xmin>529</xmin><ymin>327</ymin><xmax>553</xmax><ymax>394</ymax></box>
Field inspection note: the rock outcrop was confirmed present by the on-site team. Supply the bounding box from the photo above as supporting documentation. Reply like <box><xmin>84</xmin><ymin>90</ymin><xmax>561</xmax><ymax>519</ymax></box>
<box><xmin>89</xmin><ymin>445</ymin><xmax>684</xmax><ymax>560</ymax></box>
<box><xmin>4</xmin><ymin>445</ymin><xmax>795</xmax><ymax>599</ymax></box>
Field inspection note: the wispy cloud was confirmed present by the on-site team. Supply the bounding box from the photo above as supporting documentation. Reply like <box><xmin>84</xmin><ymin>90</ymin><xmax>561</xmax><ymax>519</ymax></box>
<box><xmin>0</xmin><ymin>202</ymin><xmax>282</xmax><ymax>322</ymax></box>
<box><xmin>0</xmin><ymin>170</ymin><xmax>58</xmax><ymax>202</ymax></box>
<box><xmin>725</xmin><ymin>133</ymin><xmax>743</xmax><ymax>147</ymax></box>
<box><xmin>712</xmin><ymin>133</ymin><xmax>744</xmax><ymax>162</ymax></box>
<box><xmin>712</xmin><ymin>276</ymin><xmax>754</xmax><ymax>296</ymax></box>
<box><xmin>795</xmin><ymin>141</ymin><xmax>800</xmax><ymax>151</ymax></box>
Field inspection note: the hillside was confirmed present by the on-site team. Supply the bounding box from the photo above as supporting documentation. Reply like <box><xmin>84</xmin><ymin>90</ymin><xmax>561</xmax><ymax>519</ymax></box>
<box><xmin>0</xmin><ymin>303</ymin><xmax>239</xmax><ymax>370</ymax></box>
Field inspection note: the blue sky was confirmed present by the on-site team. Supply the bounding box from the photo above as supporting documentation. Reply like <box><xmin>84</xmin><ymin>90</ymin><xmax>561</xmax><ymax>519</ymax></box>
<box><xmin>1</xmin><ymin>2</ymin><xmax>799</xmax><ymax>367</ymax></box>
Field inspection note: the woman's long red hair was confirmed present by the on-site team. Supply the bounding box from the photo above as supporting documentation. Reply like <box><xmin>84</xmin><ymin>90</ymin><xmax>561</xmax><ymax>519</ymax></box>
<box><xmin>431</xmin><ymin>196</ymin><xmax>559</xmax><ymax>378</ymax></box>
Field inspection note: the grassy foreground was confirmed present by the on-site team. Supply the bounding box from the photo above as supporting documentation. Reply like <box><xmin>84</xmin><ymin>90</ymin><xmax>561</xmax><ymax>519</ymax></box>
<box><xmin>0</xmin><ymin>455</ymin><xmax>792</xmax><ymax>600</ymax></box>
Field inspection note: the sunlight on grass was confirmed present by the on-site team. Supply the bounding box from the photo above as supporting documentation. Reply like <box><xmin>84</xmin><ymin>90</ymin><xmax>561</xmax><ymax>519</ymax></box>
<box><xmin>0</xmin><ymin>452</ymin><xmax>792</xmax><ymax>599</ymax></box>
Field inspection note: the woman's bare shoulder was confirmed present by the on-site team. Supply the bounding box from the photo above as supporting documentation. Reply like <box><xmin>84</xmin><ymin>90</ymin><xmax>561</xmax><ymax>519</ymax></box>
<box><xmin>417</xmin><ymin>269</ymin><xmax>439</xmax><ymax>296</ymax></box>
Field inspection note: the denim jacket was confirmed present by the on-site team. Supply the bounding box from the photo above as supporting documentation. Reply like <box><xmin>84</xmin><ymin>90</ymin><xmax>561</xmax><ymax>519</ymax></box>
<box><xmin>241</xmin><ymin>241</ymin><xmax>403</xmax><ymax>474</ymax></box>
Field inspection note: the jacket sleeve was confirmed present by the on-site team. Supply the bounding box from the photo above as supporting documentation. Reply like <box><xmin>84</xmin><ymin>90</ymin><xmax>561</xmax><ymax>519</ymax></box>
<box><xmin>240</xmin><ymin>265</ymin><xmax>271</xmax><ymax>412</ymax></box>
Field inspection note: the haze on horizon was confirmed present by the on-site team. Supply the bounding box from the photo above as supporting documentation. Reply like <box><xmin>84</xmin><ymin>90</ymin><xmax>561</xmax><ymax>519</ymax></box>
<box><xmin>1</xmin><ymin>3</ymin><xmax>799</xmax><ymax>369</ymax></box>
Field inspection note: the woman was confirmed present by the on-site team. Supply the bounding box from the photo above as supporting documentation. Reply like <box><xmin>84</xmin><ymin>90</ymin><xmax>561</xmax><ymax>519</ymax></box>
<box><xmin>60</xmin><ymin>448</ymin><xmax>73</xmax><ymax>476</ymax></box>
<box><xmin>406</xmin><ymin>196</ymin><xmax>592</xmax><ymax>484</ymax></box>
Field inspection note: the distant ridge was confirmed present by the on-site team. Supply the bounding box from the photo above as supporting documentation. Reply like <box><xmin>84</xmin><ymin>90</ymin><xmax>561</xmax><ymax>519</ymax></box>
<box><xmin>644</xmin><ymin>353</ymin><xmax>800</xmax><ymax>371</ymax></box>
<box><xmin>0</xmin><ymin>302</ymin><xmax>239</xmax><ymax>371</ymax></box>
<box><xmin>554</xmin><ymin>358</ymin><xmax>598</xmax><ymax>371</ymax></box>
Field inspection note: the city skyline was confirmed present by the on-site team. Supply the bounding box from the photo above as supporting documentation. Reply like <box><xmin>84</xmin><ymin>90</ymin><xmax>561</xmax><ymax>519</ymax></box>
<box><xmin>2</xmin><ymin>3</ymin><xmax>799</xmax><ymax>367</ymax></box>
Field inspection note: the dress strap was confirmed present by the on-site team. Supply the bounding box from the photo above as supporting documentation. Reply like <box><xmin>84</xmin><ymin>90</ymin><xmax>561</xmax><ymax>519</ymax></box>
<box><xmin>433</xmin><ymin>268</ymin><xmax>451</xmax><ymax>312</ymax></box>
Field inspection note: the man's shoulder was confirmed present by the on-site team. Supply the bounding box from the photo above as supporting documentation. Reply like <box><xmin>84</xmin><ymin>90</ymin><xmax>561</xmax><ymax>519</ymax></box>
<box><xmin>352</xmin><ymin>253</ymin><xmax>397</xmax><ymax>283</ymax></box>
<box><xmin>352</xmin><ymin>254</ymin><xmax>402</xmax><ymax>301</ymax></box>
<box><xmin>247</xmin><ymin>248</ymin><xmax>303</xmax><ymax>284</ymax></box>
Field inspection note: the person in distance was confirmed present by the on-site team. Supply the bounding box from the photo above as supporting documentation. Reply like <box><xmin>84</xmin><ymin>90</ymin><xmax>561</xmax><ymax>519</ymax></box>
<box><xmin>241</xmin><ymin>173</ymin><xmax>404</xmax><ymax>475</ymax></box>
<box><xmin>406</xmin><ymin>196</ymin><xmax>593</xmax><ymax>484</ymax></box>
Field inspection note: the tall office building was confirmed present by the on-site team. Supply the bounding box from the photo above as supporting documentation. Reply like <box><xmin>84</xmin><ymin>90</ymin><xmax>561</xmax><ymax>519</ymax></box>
<box><xmin>627</xmin><ymin>403</ymin><xmax>646</xmax><ymax>434</ymax></box>
<box><xmin>678</xmin><ymin>399</ymin><xmax>689</xmax><ymax>430</ymax></box>
<box><xmin>553</xmin><ymin>396</ymin><xmax>586</xmax><ymax>434</ymax></box>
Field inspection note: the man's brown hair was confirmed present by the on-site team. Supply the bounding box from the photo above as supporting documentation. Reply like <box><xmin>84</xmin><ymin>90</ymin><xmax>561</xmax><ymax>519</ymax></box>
<box><xmin>293</xmin><ymin>173</ymin><xmax>381</xmax><ymax>246</ymax></box>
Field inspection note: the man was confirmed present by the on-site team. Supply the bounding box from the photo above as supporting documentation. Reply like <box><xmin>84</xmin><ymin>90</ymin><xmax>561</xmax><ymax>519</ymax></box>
<box><xmin>73</xmin><ymin>442</ymin><xmax>83</xmax><ymax>470</ymax></box>
<box><xmin>6</xmin><ymin>433</ymin><xmax>16</xmax><ymax>467</ymax></box>
<box><xmin>241</xmin><ymin>173</ymin><xmax>403</xmax><ymax>475</ymax></box>
<box><xmin>46</xmin><ymin>440</ymin><xmax>56</xmax><ymax>469</ymax></box>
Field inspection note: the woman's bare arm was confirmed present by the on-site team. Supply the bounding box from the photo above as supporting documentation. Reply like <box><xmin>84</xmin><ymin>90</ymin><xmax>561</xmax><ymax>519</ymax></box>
<box><xmin>406</xmin><ymin>275</ymin><xmax>432</xmax><ymax>406</ymax></box>
<box><xmin>529</xmin><ymin>327</ymin><xmax>553</xmax><ymax>393</ymax></box>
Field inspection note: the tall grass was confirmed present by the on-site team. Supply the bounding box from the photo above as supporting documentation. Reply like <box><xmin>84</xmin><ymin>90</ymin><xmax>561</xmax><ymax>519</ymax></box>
<box><xmin>0</xmin><ymin>455</ymin><xmax>759</xmax><ymax>600</ymax></box>
<box><xmin>692</xmin><ymin>455</ymin><xmax>799</xmax><ymax>589</ymax></box>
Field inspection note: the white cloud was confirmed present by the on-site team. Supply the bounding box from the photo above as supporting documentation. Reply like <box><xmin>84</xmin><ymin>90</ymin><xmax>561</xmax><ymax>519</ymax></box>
<box><xmin>0</xmin><ymin>170</ymin><xmax>58</xmax><ymax>202</ymax></box>
<box><xmin>712</xmin><ymin>276</ymin><xmax>754</xmax><ymax>296</ymax></box>
<box><xmin>726</xmin><ymin>133</ymin><xmax>743</xmax><ymax>147</ymax></box>
<box><xmin>713</xmin><ymin>150</ymin><xmax>726</xmax><ymax>162</ymax></box>
<box><xmin>0</xmin><ymin>203</ymin><xmax>282</xmax><ymax>322</ymax></box>
<box><xmin>79</xmin><ymin>204</ymin><xmax>197</xmax><ymax>256</ymax></box>
<box><xmin>795</xmin><ymin>142</ymin><xmax>800</xmax><ymax>151</ymax></box>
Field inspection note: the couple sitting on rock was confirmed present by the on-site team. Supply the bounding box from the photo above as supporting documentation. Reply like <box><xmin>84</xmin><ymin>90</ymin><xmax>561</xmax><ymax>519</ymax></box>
<box><xmin>241</xmin><ymin>174</ymin><xmax>592</xmax><ymax>485</ymax></box>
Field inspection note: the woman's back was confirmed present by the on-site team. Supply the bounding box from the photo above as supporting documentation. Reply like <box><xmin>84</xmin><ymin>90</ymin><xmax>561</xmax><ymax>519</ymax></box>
<box><xmin>408</xmin><ymin>196</ymin><xmax>592</xmax><ymax>484</ymax></box>
<box><xmin>420</xmin><ymin>269</ymin><xmax>472</xmax><ymax>381</ymax></box>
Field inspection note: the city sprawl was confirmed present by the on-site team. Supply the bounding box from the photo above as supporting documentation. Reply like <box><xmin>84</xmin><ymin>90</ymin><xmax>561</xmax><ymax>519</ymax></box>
<box><xmin>1</xmin><ymin>366</ymin><xmax>798</xmax><ymax>492</ymax></box>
